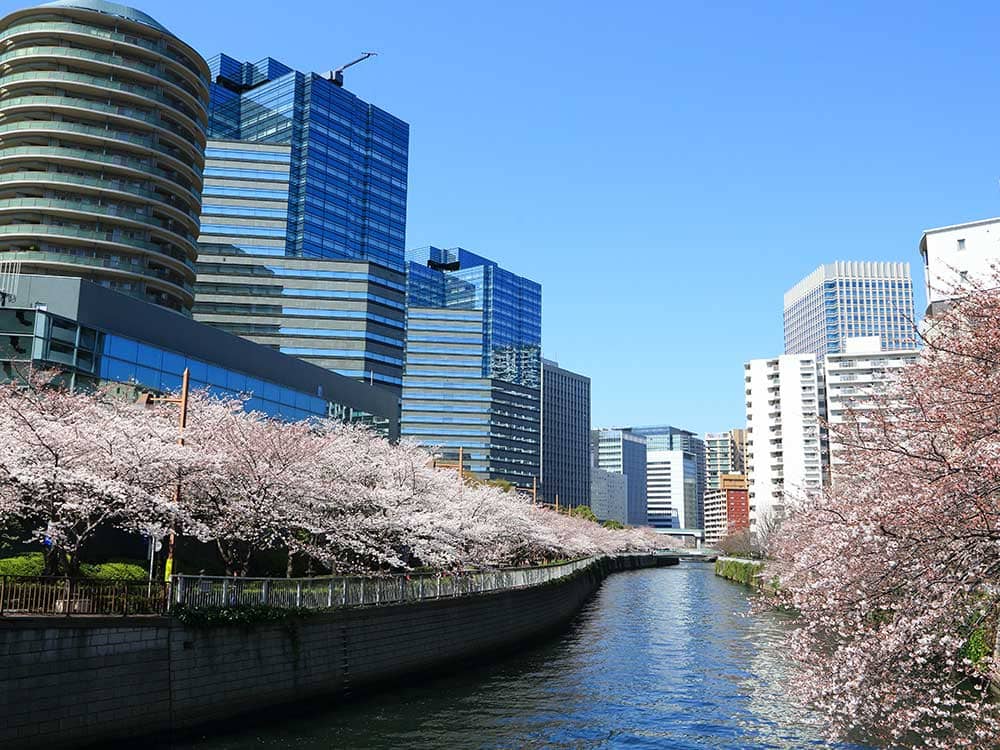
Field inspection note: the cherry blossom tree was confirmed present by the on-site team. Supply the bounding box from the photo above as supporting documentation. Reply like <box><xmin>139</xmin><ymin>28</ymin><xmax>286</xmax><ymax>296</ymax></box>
<box><xmin>767</xmin><ymin>282</ymin><xmax>1000</xmax><ymax>749</ymax></box>
<box><xmin>0</xmin><ymin>373</ymin><xmax>191</xmax><ymax>575</ymax></box>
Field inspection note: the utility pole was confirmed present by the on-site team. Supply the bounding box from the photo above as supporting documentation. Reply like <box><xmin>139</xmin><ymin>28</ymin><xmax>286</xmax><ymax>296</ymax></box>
<box><xmin>144</xmin><ymin>368</ymin><xmax>190</xmax><ymax>583</ymax></box>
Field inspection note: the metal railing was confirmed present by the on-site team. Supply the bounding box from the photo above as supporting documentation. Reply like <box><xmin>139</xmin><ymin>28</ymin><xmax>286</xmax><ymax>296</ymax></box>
<box><xmin>0</xmin><ymin>576</ymin><xmax>168</xmax><ymax>617</ymax></box>
<box><xmin>172</xmin><ymin>557</ymin><xmax>603</xmax><ymax>610</ymax></box>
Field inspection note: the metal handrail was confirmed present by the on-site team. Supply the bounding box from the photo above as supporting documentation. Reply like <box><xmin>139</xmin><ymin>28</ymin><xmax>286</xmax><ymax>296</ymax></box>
<box><xmin>0</xmin><ymin>575</ymin><xmax>168</xmax><ymax>617</ymax></box>
<box><xmin>171</xmin><ymin>556</ymin><xmax>608</xmax><ymax>611</ymax></box>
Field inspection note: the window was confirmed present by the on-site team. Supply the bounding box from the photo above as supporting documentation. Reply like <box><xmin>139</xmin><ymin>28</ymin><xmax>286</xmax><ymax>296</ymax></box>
<box><xmin>958</xmin><ymin>238</ymin><xmax>966</xmax><ymax>250</ymax></box>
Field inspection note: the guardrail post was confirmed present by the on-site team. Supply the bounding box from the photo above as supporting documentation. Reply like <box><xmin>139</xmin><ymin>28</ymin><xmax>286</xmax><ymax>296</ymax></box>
<box><xmin>261</xmin><ymin>579</ymin><xmax>269</xmax><ymax>605</ymax></box>
<box><xmin>295</xmin><ymin>581</ymin><xmax>302</xmax><ymax>607</ymax></box>
<box><xmin>341</xmin><ymin>578</ymin><xmax>347</xmax><ymax>607</ymax></box>
<box><xmin>222</xmin><ymin>578</ymin><xmax>229</xmax><ymax>607</ymax></box>
<box><xmin>64</xmin><ymin>578</ymin><xmax>72</xmax><ymax>618</ymax></box>
<box><xmin>327</xmin><ymin>580</ymin><xmax>333</xmax><ymax>608</ymax></box>
<box><xmin>419</xmin><ymin>575</ymin><xmax>424</xmax><ymax>600</ymax></box>
<box><xmin>121</xmin><ymin>582</ymin><xmax>128</xmax><ymax>616</ymax></box>
<box><xmin>0</xmin><ymin>575</ymin><xmax>5</xmax><ymax>616</ymax></box>
<box><xmin>359</xmin><ymin>578</ymin><xmax>365</xmax><ymax>606</ymax></box>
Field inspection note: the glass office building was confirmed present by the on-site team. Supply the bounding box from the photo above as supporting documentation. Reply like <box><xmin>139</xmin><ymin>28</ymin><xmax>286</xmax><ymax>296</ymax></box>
<box><xmin>1</xmin><ymin>274</ymin><xmax>399</xmax><ymax>435</ymax></box>
<box><xmin>591</xmin><ymin>429</ymin><xmax>647</xmax><ymax>527</ymax></box>
<box><xmin>541</xmin><ymin>359</ymin><xmax>591</xmax><ymax>508</ymax></box>
<box><xmin>401</xmin><ymin>248</ymin><xmax>541</xmax><ymax>488</ymax></box>
<box><xmin>193</xmin><ymin>55</ymin><xmax>408</xmax><ymax>389</ymax></box>
<box><xmin>628</xmin><ymin>425</ymin><xmax>706</xmax><ymax>530</ymax></box>
<box><xmin>784</xmin><ymin>262</ymin><xmax>918</xmax><ymax>357</ymax></box>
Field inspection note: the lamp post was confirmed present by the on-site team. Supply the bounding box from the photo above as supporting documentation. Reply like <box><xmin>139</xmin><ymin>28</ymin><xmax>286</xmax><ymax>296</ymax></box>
<box><xmin>144</xmin><ymin>368</ymin><xmax>190</xmax><ymax>582</ymax></box>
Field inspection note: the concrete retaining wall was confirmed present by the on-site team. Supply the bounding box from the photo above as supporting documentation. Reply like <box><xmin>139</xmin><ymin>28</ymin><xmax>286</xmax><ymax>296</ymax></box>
<box><xmin>0</xmin><ymin>554</ymin><xmax>669</xmax><ymax>749</ymax></box>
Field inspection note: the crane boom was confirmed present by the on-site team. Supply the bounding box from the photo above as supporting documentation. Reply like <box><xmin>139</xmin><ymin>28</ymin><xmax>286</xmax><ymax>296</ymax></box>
<box><xmin>324</xmin><ymin>52</ymin><xmax>378</xmax><ymax>87</ymax></box>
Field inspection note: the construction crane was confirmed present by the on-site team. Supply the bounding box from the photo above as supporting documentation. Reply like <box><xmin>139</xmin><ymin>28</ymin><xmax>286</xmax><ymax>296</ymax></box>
<box><xmin>325</xmin><ymin>52</ymin><xmax>377</xmax><ymax>87</ymax></box>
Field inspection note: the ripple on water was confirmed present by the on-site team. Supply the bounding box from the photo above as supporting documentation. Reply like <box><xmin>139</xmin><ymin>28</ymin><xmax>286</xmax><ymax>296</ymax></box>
<box><xmin>175</xmin><ymin>564</ymin><xmax>871</xmax><ymax>750</ymax></box>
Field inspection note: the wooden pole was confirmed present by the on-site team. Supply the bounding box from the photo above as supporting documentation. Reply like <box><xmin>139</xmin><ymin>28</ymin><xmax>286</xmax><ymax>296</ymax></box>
<box><xmin>532</xmin><ymin>476</ymin><xmax>537</xmax><ymax>505</ymax></box>
<box><xmin>457</xmin><ymin>446</ymin><xmax>464</xmax><ymax>481</ymax></box>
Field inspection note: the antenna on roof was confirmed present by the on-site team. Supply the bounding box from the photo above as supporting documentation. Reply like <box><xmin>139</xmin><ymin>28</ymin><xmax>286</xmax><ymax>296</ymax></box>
<box><xmin>324</xmin><ymin>52</ymin><xmax>378</xmax><ymax>87</ymax></box>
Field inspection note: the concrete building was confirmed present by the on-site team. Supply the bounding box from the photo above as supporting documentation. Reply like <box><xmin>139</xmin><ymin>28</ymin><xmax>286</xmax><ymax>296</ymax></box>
<box><xmin>628</xmin><ymin>425</ymin><xmax>706</xmax><ymax>530</ymax></box>
<box><xmin>540</xmin><ymin>359</ymin><xmax>591</xmax><ymax>508</ymax></box>
<box><xmin>591</xmin><ymin>429</ymin><xmax>647</xmax><ymax>526</ymax></box>
<box><xmin>919</xmin><ymin>218</ymin><xmax>1000</xmax><ymax>318</ymax></box>
<box><xmin>704</xmin><ymin>473</ymin><xmax>750</xmax><ymax>546</ymax></box>
<box><xmin>192</xmin><ymin>53</ymin><xmax>409</xmax><ymax>390</ymax></box>
<box><xmin>590</xmin><ymin>467</ymin><xmax>627</xmax><ymax>526</ymax></box>
<box><xmin>705</xmin><ymin>428</ymin><xmax>746</xmax><ymax>491</ymax></box>
<box><xmin>784</xmin><ymin>262</ymin><xmax>918</xmax><ymax>357</ymax></box>
<box><xmin>824</xmin><ymin>336</ymin><xmax>919</xmax><ymax>481</ymax></box>
<box><xmin>402</xmin><ymin>248</ymin><xmax>541</xmax><ymax>488</ymax></box>
<box><xmin>744</xmin><ymin>355</ymin><xmax>825</xmax><ymax>530</ymax></box>
<box><xmin>0</xmin><ymin>0</ymin><xmax>211</xmax><ymax>314</ymax></box>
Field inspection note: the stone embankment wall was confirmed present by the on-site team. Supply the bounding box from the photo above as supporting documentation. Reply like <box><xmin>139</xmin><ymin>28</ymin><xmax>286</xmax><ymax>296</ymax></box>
<box><xmin>714</xmin><ymin>556</ymin><xmax>766</xmax><ymax>587</ymax></box>
<box><xmin>0</xmin><ymin>554</ymin><xmax>671</xmax><ymax>749</ymax></box>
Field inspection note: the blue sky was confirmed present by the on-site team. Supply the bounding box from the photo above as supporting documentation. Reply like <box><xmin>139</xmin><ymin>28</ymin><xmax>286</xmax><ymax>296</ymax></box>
<box><xmin>10</xmin><ymin>0</ymin><xmax>1000</xmax><ymax>433</ymax></box>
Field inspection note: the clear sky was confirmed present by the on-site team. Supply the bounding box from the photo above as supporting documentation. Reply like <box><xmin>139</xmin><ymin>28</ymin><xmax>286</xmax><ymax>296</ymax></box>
<box><xmin>9</xmin><ymin>0</ymin><xmax>1000</xmax><ymax>433</ymax></box>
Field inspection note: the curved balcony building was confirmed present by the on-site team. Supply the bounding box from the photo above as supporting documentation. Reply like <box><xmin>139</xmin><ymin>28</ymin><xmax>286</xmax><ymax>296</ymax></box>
<box><xmin>0</xmin><ymin>0</ymin><xmax>210</xmax><ymax>313</ymax></box>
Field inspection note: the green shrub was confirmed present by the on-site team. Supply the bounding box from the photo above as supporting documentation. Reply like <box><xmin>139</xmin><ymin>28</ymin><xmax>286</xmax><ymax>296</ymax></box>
<box><xmin>172</xmin><ymin>604</ymin><xmax>320</xmax><ymax>627</ymax></box>
<box><xmin>80</xmin><ymin>561</ymin><xmax>147</xmax><ymax>580</ymax></box>
<box><xmin>0</xmin><ymin>552</ymin><xmax>44</xmax><ymax>576</ymax></box>
<box><xmin>962</xmin><ymin>625</ymin><xmax>994</xmax><ymax>666</ymax></box>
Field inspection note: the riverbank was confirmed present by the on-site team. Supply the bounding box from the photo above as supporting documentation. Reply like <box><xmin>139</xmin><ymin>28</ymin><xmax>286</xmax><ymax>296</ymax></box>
<box><xmin>714</xmin><ymin>556</ymin><xmax>766</xmax><ymax>587</ymax></box>
<box><xmin>0</xmin><ymin>554</ymin><xmax>675</xmax><ymax>749</ymax></box>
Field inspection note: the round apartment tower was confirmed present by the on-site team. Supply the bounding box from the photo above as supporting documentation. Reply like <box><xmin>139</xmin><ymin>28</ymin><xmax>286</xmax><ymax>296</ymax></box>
<box><xmin>0</xmin><ymin>0</ymin><xmax>210</xmax><ymax>313</ymax></box>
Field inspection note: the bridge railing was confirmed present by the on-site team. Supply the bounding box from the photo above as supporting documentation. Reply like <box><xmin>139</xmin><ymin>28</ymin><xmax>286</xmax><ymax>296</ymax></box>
<box><xmin>171</xmin><ymin>556</ymin><xmax>603</xmax><ymax>610</ymax></box>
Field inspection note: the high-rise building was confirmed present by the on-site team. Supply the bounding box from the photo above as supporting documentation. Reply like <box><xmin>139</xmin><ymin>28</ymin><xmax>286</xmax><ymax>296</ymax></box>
<box><xmin>590</xmin><ymin>467</ymin><xmax>628</xmax><ymax>526</ymax></box>
<box><xmin>784</xmin><ymin>262</ymin><xmax>918</xmax><ymax>357</ymax></box>
<box><xmin>919</xmin><ymin>218</ymin><xmax>1000</xmax><ymax>318</ymax></box>
<box><xmin>401</xmin><ymin>248</ymin><xmax>541</xmax><ymax>488</ymax></box>
<box><xmin>645</xmin><ymin>449</ymin><xmax>699</xmax><ymax>529</ymax></box>
<box><xmin>824</xmin><ymin>336</ymin><xmax>919</xmax><ymax>481</ymax></box>
<box><xmin>0</xmin><ymin>0</ymin><xmax>211</xmax><ymax>314</ymax></box>
<box><xmin>591</xmin><ymin>429</ymin><xmax>647</xmax><ymax>526</ymax></box>
<box><xmin>744</xmin><ymin>355</ymin><xmax>825</xmax><ymax>530</ymax></box>
<box><xmin>540</xmin><ymin>359</ymin><xmax>590</xmax><ymax>508</ymax></box>
<box><xmin>628</xmin><ymin>425</ymin><xmax>706</xmax><ymax>529</ymax></box>
<box><xmin>704</xmin><ymin>473</ymin><xmax>749</xmax><ymax>546</ymax></box>
<box><xmin>192</xmin><ymin>54</ymin><xmax>409</xmax><ymax>389</ymax></box>
<box><xmin>704</xmin><ymin>429</ymin><xmax>746</xmax><ymax>491</ymax></box>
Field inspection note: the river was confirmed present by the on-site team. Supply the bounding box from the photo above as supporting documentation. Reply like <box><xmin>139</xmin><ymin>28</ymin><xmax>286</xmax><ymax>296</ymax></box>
<box><xmin>176</xmin><ymin>563</ymin><xmax>868</xmax><ymax>749</ymax></box>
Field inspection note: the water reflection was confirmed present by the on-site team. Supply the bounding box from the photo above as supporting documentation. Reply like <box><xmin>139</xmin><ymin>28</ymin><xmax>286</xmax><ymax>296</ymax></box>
<box><xmin>177</xmin><ymin>564</ymin><xmax>869</xmax><ymax>750</ymax></box>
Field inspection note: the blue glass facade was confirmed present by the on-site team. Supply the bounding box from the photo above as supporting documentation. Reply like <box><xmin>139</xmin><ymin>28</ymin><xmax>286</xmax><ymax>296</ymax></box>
<box><xmin>401</xmin><ymin>248</ymin><xmax>542</xmax><ymax>488</ymax></box>
<box><xmin>206</xmin><ymin>54</ymin><xmax>408</xmax><ymax>270</ymax></box>
<box><xmin>591</xmin><ymin>429</ymin><xmax>647</xmax><ymax>526</ymax></box>
<box><xmin>406</xmin><ymin>247</ymin><xmax>541</xmax><ymax>387</ymax></box>
<box><xmin>193</xmin><ymin>57</ymin><xmax>409</xmax><ymax>389</ymax></box>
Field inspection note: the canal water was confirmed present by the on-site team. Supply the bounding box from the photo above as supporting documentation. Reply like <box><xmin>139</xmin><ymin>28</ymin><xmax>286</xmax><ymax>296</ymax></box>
<box><xmin>179</xmin><ymin>563</ymin><xmax>868</xmax><ymax>749</ymax></box>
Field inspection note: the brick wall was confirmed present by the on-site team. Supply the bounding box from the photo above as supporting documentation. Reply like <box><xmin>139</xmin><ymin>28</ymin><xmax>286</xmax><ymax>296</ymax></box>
<box><xmin>0</xmin><ymin>555</ymin><xmax>664</xmax><ymax>748</ymax></box>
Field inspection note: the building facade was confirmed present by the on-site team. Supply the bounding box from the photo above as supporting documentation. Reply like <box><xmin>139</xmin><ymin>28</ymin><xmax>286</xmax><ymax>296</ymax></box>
<box><xmin>191</xmin><ymin>54</ymin><xmax>409</xmax><ymax>389</ymax></box>
<box><xmin>824</xmin><ymin>336</ymin><xmax>919</xmax><ymax>481</ymax></box>
<box><xmin>591</xmin><ymin>429</ymin><xmax>647</xmax><ymax>526</ymax></box>
<box><xmin>919</xmin><ymin>218</ymin><xmax>1000</xmax><ymax>318</ymax></box>
<box><xmin>645</xmin><ymin>448</ymin><xmax>697</xmax><ymax>530</ymax></box>
<box><xmin>628</xmin><ymin>425</ymin><xmax>706</xmax><ymax>530</ymax></box>
<box><xmin>0</xmin><ymin>274</ymin><xmax>399</xmax><ymax>434</ymax></box>
<box><xmin>703</xmin><ymin>473</ymin><xmax>749</xmax><ymax>546</ymax></box>
<box><xmin>704</xmin><ymin>428</ymin><xmax>746</xmax><ymax>491</ymax></box>
<box><xmin>540</xmin><ymin>359</ymin><xmax>590</xmax><ymax>508</ymax></box>
<box><xmin>784</xmin><ymin>262</ymin><xmax>918</xmax><ymax>357</ymax></box>
<box><xmin>401</xmin><ymin>248</ymin><xmax>541</xmax><ymax>488</ymax></box>
<box><xmin>0</xmin><ymin>0</ymin><xmax>211</xmax><ymax>314</ymax></box>
<box><xmin>744</xmin><ymin>355</ymin><xmax>825</xmax><ymax>530</ymax></box>
<box><xmin>590</xmin><ymin>467</ymin><xmax>627</xmax><ymax>526</ymax></box>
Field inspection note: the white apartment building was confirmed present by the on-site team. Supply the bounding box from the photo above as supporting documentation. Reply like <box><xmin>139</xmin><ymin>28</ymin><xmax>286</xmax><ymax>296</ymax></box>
<box><xmin>703</xmin><ymin>489</ymin><xmax>727</xmax><ymax>546</ymax></box>
<box><xmin>919</xmin><ymin>218</ymin><xmax>1000</xmax><ymax>317</ymax></box>
<box><xmin>590</xmin><ymin>467</ymin><xmax>628</xmax><ymax>525</ymax></box>
<box><xmin>744</xmin><ymin>355</ymin><xmax>825</xmax><ymax>529</ymax></box>
<box><xmin>824</xmin><ymin>336</ymin><xmax>919</xmax><ymax>480</ymax></box>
